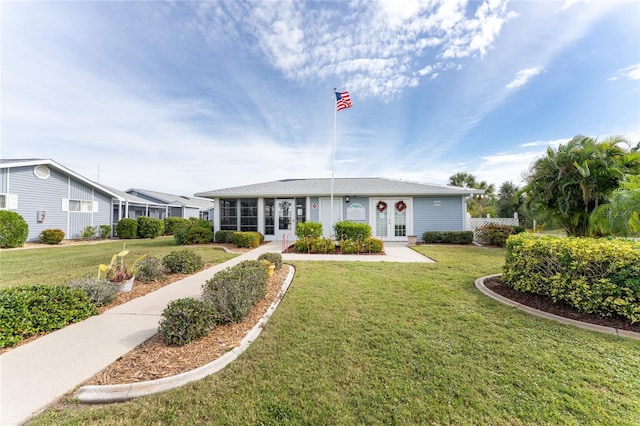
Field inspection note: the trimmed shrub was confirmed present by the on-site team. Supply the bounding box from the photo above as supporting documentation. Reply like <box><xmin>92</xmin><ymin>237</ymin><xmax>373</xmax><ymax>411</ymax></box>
<box><xmin>232</xmin><ymin>231</ymin><xmax>262</xmax><ymax>248</ymax></box>
<box><xmin>504</xmin><ymin>234</ymin><xmax>640</xmax><ymax>323</ymax></box>
<box><xmin>162</xmin><ymin>249</ymin><xmax>204</xmax><ymax>274</ymax></box>
<box><xmin>296</xmin><ymin>222</ymin><xmax>322</xmax><ymax>239</ymax></box>
<box><xmin>202</xmin><ymin>260</ymin><xmax>269</xmax><ymax>323</ymax></box>
<box><xmin>135</xmin><ymin>256</ymin><xmax>167</xmax><ymax>282</ymax></box>
<box><xmin>363</xmin><ymin>237</ymin><xmax>384</xmax><ymax>253</ymax></box>
<box><xmin>476</xmin><ymin>224</ymin><xmax>515</xmax><ymax>247</ymax></box>
<box><xmin>513</xmin><ymin>225</ymin><xmax>526</xmax><ymax>234</ymax></box>
<box><xmin>257</xmin><ymin>252</ymin><xmax>283</xmax><ymax>269</ymax></box>
<box><xmin>215</xmin><ymin>230</ymin><xmax>236</xmax><ymax>243</ymax></box>
<box><xmin>174</xmin><ymin>224</ymin><xmax>213</xmax><ymax>245</ymax></box>
<box><xmin>137</xmin><ymin>216</ymin><xmax>165</xmax><ymax>239</ymax></box>
<box><xmin>340</xmin><ymin>238</ymin><xmax>361</xmax><ymax>254</ymax></box>
<box><xmin>294</xmin><ymin>237</ymin><xmax>335</xmax><ymax>254</ymax></box>
<box><xmin>158</xmin><ymin>298</ymin><xmax>219</xmax><ymax>346</ymax></box>
<box><xmin>39</xmin><ymin>228</ymin><xmax>65</xmax><ymax>245</ymax></box>
<box><xmin>334</xmin><ymin>221</ymin><xmax>372</xmax><ymax>240</ymax></box>
<box><xmin>164</xmin><ymin>217</ymin><xmax>189</xmax><ymax>236</ymax></box>
<box><xmin>422</xmin><ymin>231</ymin><xmax>474</xmax><ymax>244</ymax></box>
<box><xmin>81</xmin><ymin>226</ymin><xmax>97</xmax><ymax>240</ymax></box>
<box><xmin>0</xmin><ymin>210</ymin><xmax>29</xmax><ymax>248</ymax></box>
<box><xmin>67</xmin><ymin>277</ymin><xmax>117</xmax><ymax>307</ymax></box>
<box><xmin>0</xmin><ymin>285</ymin><xmax>97</xmax><ymax>348</ymax></box>
<box><xmin>116</xmin><ymin>218</ymin><xmax>138</xmax><ymax>239</ymax></box>
<box><xmin>98</xmin><ymin>225</ymin><xmax>112</xmax><ymax>239</ymax></box>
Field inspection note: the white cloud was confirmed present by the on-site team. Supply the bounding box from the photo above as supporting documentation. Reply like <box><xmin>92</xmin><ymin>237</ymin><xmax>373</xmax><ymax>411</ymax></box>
<box><xmin>188</xmin><ymin>0</ymin><xmax>517</xmax><ymax>98</ymax></box>
<box><xmin>610</xmin><ymin>63</ymin><xmax>640</xmax><ymax>81</ymax></box>
<box><xmin>506</xmin><ymin>66</ymin><xmax>544</xmax><ymax>89</ymax></box>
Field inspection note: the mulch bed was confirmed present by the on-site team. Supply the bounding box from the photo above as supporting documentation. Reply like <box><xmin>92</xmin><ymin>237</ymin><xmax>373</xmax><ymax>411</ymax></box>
<box><xmin>484</xmin><ymin>276</ymin><xmax>640</xmax><ymax>333</ymax></box>
<box><xmin>84</xmin><ymin>266</ymin><xmax>290</xmax><ymax>385</ymax></box>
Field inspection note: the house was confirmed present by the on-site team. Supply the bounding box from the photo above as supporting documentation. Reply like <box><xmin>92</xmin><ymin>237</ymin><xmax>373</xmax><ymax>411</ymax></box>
<box><xmin>125</xmin><ymin>188</ymin><xmax>215</xmax><ymax>221</ymax></box>
<box><xmin>0</xmin><ymin>159</ymin><xmax>120</xmax><ymax>241</ymax></box>
<box><xmin>194</xmin><ymin>178</ymin><xmax>483</xmax><ymax>242</ymax></box>
<box><xmin>101</xmin><ymin>185</ymin><xmax>169</xmax><ymax>223</ymax></box>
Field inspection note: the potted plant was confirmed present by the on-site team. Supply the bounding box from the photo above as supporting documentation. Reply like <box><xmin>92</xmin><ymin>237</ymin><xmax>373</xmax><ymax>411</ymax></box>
<box><xmin>98</xmin><ymin>244</ymin><xmax>146</xmax><ymax>292</ymax></box>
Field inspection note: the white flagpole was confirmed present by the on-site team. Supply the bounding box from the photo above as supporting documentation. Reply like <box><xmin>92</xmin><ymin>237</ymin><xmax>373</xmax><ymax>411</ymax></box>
<box><xmin>331</xmin><ymin>88</ymin><xmax>337</xmax><ymax>237</ymax></box>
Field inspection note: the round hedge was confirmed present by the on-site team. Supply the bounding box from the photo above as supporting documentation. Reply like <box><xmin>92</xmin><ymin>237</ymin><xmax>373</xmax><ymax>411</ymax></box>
<box><xmin>0</xmin><ymin>211</ymin><xmax>29</xmax><ymax>248</ymax></box>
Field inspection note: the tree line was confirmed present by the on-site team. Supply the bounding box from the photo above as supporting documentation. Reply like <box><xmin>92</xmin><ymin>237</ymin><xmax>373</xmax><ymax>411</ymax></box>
<box><xmin>449</xmin><ymin>135</ymin><xmax>640</xmax><ymax>237</ymax></box>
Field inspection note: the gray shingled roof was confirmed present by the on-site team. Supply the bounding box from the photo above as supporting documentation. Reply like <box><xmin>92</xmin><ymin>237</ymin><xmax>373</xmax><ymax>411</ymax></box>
<box><xmin>195</xmin><ymin>178</ymin><xmax>483</xmax><ymax>198</ymax></box>
<box><xmin>127</xmin><ymin>188</ymin><xmax>214</xmax><ymax>210</ymax></box>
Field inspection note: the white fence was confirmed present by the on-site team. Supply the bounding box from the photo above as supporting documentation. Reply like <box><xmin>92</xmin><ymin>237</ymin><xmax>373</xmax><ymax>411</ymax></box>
<box><xmin>467</xmin><ymin>213</ymin><xmax>519</xmax><ymax>241</ymax></box>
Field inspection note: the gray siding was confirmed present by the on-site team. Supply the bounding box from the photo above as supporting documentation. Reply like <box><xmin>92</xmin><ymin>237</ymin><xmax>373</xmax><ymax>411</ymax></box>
<box><xmin>413</xmin><ymin>196</ymin><xmax>465</xmax><ymax>239</ymax></box>
<box><xmin>10</xmin><ymin>166</ymin><xmax>69</xmax><ymax>241</ymax></box>
<box><xmin>5</xmin><ymin>165</ymin><xmax>113</xmax><ymax>241</ymax></box>
<box><xmin>0</xmin><ymin>169</ymin><xmax>7</xmax><ymax>193</ymax></box>
<box><xmin>309</xmin><ymin>197</ymin><xmax>320</xmax><ymax>222</ymax></box>
<box><xmin>184</xmin><ymin>207</ymin><xmax>199</xmax><ymax>219</ymax></box>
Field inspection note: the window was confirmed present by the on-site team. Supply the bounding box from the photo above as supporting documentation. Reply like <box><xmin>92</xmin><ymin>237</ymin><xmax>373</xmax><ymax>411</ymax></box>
<box><xmin>264</xmin><ymin>198</ymin><xmax>275</xmax><ymax>235</ymax></box>
<box><xmin>240</xmin><ymin>199</ymin><xmax>258</xmax><ymax>232</ymax></box>
<box><xmin>68</xmin><ymin>200</ymin><xmax>94</xmax><ymax>212</ymax></box>
<box><xmin>295</xmin><ymin>197</ymin><xmax>306</xmax><ymax>224</ymax></box>
<box><xmin>0</xmin><ymin>194</ymin><xmax>18</xmax><ymax>209</ymax></box>
<box><xmin>220</xmin><ymin>199</ymin><xmax>238</xmax><ymax>230</ymax></box>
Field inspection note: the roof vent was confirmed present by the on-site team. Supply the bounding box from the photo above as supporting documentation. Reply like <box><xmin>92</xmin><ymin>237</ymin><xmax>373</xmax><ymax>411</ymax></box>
<box><xmin>33</xmin><ymin>165</ymin><xmax>50</xmax><ymax>179</ymax></box>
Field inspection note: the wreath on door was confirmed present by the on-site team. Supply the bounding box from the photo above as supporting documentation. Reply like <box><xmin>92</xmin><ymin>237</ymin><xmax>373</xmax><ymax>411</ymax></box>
<box><xmin>376</xmin><ymin>201</ymin><xmax>387</xmax><ymax>212</ymax></box>
<box><xmin>395</xmin><ymin>200</ymin><xmax>407</xmax><ymax>212</ymax></box>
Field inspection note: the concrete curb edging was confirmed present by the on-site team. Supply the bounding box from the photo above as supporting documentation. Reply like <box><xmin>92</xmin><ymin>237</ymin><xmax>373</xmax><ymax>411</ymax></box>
<box><xmin>76</xmin><ymin>264</ymin><xmax>296</xmax><ymax>403</ymax></box>
<box><xmin>475</xmin><ymin>274</ymin><xmax>640</xmax><ymax>341</ymax></box>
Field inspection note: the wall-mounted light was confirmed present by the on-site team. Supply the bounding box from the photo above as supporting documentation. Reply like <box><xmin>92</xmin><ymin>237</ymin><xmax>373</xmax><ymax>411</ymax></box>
<box><xmin>345</xmin><ymin>196</ymin><xmax>350</xmax><ymax>203</ymax></box>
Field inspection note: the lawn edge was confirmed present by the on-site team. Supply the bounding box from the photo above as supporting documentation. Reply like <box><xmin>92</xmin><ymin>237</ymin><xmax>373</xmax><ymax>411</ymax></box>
<box><xmin>75</xmin><ymin>264</ymin><xmax>296</xmax><ymax>403</ymax></box>
<box><xmin>474</xmin><ymin>274</ymin><xmax>640</xmax><ymax>341</ymax></box>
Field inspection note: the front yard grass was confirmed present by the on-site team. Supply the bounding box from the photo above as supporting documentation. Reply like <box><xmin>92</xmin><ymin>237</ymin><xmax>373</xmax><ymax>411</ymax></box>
<box><xmin>34</xmin><ymin>245</ymin><xmax>640</xmax><ymax>425</ymax></box>
<box><xmin>0</xmin><ymin>237</ymin><xmax>237</xmax><ymax>288</ymax></box>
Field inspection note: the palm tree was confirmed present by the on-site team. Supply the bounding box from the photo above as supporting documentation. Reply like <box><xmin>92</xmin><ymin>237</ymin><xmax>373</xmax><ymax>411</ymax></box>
<box><xmin>523</xmin><ymin>135</ymin><xmax>640</xmax><ymax>236</ymax></box>
<box><xmin>590</xmin><ymin>175</ymin><xmax>640</xmax><ymax>236</ymax></box>
<box><xmin>448</xmin><ymin>172</ymin><xmax>476</xmax><ymax>188</ymax></box>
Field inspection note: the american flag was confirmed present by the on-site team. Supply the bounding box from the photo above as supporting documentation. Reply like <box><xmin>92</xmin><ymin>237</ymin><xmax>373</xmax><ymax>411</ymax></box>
<box><xmin>335</xmin><ymin>91</ymin><xmax>352</xmax><ymax>111</ymax></box>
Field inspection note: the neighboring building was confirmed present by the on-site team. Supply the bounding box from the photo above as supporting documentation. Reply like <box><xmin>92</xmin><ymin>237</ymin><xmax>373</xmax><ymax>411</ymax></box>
<box><xmin>125</xmin><ymin>188</ymin><xmax>215</xmax><ymax>220</ymax></box>
<box><xmin>101</xmin><ymin>185</ymin><xmax>169</xmax><ymax>223</ymax></box>
<box><xmin>0</xmin><ymin>159</ymin><xmax>119</xmax><ymax>241</ymax></box>
<box><xmin>195</xmin><ymin>178</ymin><xmax>483</xmax><ymax>242</ymax></box>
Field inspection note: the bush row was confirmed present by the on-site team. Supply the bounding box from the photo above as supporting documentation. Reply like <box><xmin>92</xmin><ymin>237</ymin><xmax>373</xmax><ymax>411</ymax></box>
<box><xmin>159</xmin><ymin>257</ymin><xmax>276</xmax><ymax>346</ymax></box>
<box><xmin>0</xmin><ymin>285</ymin><xmax>97</xmax><ymax>348</ymax></box>
<box><xmin>294</xmin><ymin>236</ymin><xmax>383</xmax><ymax>254</ymax></box>
<box><xmin>422</xmin><ymin>231</ymin><xmax>474</xmax><ymax>244</ymax></box>
<box><xmin>504</xmin><ymin>234</ymin><xmax>640</xmax><ymax>323</ymax></box>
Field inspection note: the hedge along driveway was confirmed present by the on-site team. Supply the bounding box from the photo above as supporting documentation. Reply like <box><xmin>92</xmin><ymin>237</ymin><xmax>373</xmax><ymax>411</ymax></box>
<box><xmin>0</xmin><ymin>237</ymin><xmax>237</xmax><ymax>289</ymax></box>
<box><xmin>35</xmin><ymin>246</ymin><xmax>640</xmax><ymax>425</ymax></box>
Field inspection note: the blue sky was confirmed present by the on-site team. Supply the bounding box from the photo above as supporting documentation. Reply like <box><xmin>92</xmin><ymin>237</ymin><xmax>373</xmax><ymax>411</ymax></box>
<box><xmin>2</xmin><ymin>0</ymin><xmax>639</xmax><ymax>196</ymax></box>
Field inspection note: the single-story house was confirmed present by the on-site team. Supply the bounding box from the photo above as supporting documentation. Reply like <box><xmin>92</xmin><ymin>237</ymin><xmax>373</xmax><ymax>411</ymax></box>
<box><xmin>195</xmin><ymin>178</ymin><xmax>483</xmax><ymax>242</ymax></box>
<box><xmin>125</xmin><ymin>188</ymin><xmax>215</xmax><ymax>221</ymax></box>
<box><xmin>0</xmin><ymin>159</ymin><xmax>119</xmax><ymax>241</ymax></box>
<box><xmin>102</xmin><ymin>185</ymin><xmax>169</xmax><ymax>223</ymax></box>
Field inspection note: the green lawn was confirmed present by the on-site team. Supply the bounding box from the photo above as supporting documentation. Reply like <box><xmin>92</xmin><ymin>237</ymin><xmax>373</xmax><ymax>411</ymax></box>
<box><xmin>0</xmin><ymin>237</ymin><xmax>237</xmax><ymax>288</ymax></box>
<box><xmin>35</xmin><ymin>245</ymin><xmax>640</xmax><ymax>425</ymax></box>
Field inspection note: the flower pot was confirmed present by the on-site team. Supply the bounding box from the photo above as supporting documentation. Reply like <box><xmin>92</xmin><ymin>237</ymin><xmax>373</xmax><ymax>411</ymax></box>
<box><xmin>407</xmin><ymin>235</ymin><xmax>417</xmax><ymax>246</ymax></box>
<box><xmin>116</xmin><ymin>276</ymin><xmax>135</xmax><ymax>293</ymax></box>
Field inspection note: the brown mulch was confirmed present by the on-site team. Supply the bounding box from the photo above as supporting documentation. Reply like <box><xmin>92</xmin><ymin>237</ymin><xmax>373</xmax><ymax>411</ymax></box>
<box><xmin>484</xmin><ymin>276</ymin><xmax>640</xmax><ymax>333</ymax></box>
<box><xmin>84</xmin><ymin>266</ymin><xmax>290</xmax><ymax>385</ymax></box>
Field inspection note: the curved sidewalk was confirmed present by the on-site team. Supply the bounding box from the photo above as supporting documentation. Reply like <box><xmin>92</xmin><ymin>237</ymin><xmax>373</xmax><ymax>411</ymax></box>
<box><xmin>0</xmin><ymin>242</ymin><xmax>429</xmax><ymax>425</ymax></box>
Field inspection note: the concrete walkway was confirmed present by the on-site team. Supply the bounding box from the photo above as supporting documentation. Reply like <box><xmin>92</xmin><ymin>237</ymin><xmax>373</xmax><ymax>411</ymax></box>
<box><xmin>0</xmin><ymin>242</ymin><xmax>430</xmax><ymax>425</ymax></box>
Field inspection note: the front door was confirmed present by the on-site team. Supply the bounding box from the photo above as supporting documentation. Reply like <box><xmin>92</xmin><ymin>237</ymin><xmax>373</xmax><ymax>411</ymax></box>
<box><xmin>372</xmin><ymin>199</ymin><xmax>410</xmax><ymax>241</ymax></box>
<box><xmin>277</xmin><ymin>199</ymin><xmax>295</xmax><ymax>240</ymax></box>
